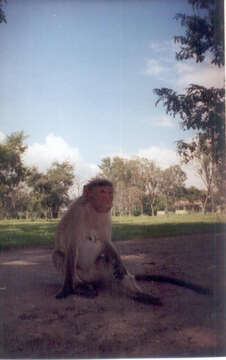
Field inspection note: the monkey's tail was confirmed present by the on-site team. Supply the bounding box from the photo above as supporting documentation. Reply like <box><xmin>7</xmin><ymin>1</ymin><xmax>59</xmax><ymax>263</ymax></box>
<box><xmin>135</xmin><ymin>274</ymin><xmax>213</xmax><ymax>295</ymax></box>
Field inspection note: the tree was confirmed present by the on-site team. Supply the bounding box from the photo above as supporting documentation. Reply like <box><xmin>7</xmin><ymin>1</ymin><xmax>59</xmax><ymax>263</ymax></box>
<box><xmin>99</xmin><ymin>156</ymin><xmax>186</xmax><ymax>216</ymax></box>
<box><xmin>178</xmin><ymin>134</ymin><xmax>216</xmax><ymax>212</ymax></box>
<box><xmin>45</xmin><ymin>161</ymin><xmax>75</xmax><ymax>218</ymax></box>
<box><xmin>99</xmin><ymin>157</ymin><xmax>142</xmax><ymax>216</ymax></box>
<box><xmin>0</xmin><ymin>0</ymin><xmax>6</xmax><ymax>24</ymax></box>
<box><xmin>136</xmin><ymin>158</ymin><xmax>162</xmax><ymax>216</ymax></box>
<box><xmin>174</xmin><ymin>0</ymin><xmax>224</xmax><ymax>66</ymax></box>
<box><xmin>159</xmin><ymin>165</ymin><xmax>187</xmax><ymax>214</ymax></box>
<box><xmin>0</xmin><ymin>132</ymin><xmax>28</xmax><ymax>218</ymax></box>
<box><xmin>28</xmin><ymin>162</ymin><xmax>75</xmax><ymax>219</ymax></box>
<box><xmin>153</xmin><ymin>0</ymin><xmax>225</xmax><ymax>211</ymax></box>
<box><xmin>179</xmin><ymin>186</ymin><xmax>207</xmax><ymax>212</ymax></box>
<box><xmin>26</xmin><ymin>167</ymin><xmax>52</xmax><ymax>218</ymax></box>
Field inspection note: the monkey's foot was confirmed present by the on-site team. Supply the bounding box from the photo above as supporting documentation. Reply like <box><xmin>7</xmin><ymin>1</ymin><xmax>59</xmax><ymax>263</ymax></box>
<box><xmin>56</xmin><ymin>286</ymin><xmax>74</xmax><ymax>299</ymax></box>
<box><xmin>74</xmin><ymin>283</ymin><xmax>98</xmax><ymax>298</ymax></box>
<box><xmin>133</xmin><ymin>293</ymin><xmax>162</xmax><ymax>305</ymax></box>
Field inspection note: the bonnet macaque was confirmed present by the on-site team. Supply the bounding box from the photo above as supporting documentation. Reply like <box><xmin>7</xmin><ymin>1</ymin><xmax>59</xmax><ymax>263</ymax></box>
<box><xmin>53</xmin><ymin>178</ymin><xmax>211</xmax><ymax>304</ymax></box>
<box><xmin>52</xmin><ymin>178</ymin><xmax>161</xmax><ymax>304</ymax></box>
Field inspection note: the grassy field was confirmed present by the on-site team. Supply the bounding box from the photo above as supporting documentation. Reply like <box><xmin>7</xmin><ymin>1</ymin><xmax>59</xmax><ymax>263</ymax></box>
<box><xmin>0</xmin><ymin>213</ymin><xmax>225</xmax><ymax>250</ymax></box>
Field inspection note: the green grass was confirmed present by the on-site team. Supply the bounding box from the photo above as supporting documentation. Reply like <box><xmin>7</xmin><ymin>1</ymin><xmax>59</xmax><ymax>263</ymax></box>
<box><xmin>0</xmin><ymin>213</ymin><xmax>225</xmax><ymax>250</ymax></box>
<box><xmin>112</xmin><ymin>213</ymin><xmax>226</xmax><ymax>241</ymax></box>
<box><xmin>0</xmin><ymin>219</ymin><xmax>58</xmax><ymax>250</ymax></box>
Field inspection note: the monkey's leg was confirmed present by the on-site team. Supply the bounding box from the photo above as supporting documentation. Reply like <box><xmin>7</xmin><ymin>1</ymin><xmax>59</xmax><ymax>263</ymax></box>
<box><xmin>103</xmin><ymin>242</ymin><xmax>128</xmax><ymax>279</ymax></box>
<box><xmin>52</xmin><ymin>250</ymin><xmax>65</xmax><ymax>274</ymax></box>
<box><xmin>56</xmin><ymin>249</ymin><xmax>75</xmax><ymax>299</ymax></box>
<box><xmin>103</xmin><ymin>243</ymin><xmax>162</xmax><ymax>305</ymax></box>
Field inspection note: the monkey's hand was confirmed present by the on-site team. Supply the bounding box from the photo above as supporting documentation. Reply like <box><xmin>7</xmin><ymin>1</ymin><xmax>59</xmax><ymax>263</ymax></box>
<box><xmin>74</xmin><ymin>283</ymin><xmax>98</xmax><ymax>298</ymax></box>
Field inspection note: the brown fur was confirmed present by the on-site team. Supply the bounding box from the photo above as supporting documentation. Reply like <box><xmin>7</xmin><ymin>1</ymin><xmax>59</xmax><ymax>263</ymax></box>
<box><xmin>52</xmin><ymin>179</ymin><xmax>161</xmax><ymax>304</ymax></box>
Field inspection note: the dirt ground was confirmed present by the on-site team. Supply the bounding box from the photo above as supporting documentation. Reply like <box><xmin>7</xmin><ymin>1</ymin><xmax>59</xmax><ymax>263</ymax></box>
<box><xmin>0</xmin><ymin>233</ymin><xmax>225</xmax><ymax>358</ymax></box>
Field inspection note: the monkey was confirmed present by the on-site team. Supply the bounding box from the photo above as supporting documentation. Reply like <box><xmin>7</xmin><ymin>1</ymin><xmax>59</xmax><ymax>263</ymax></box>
<box><xmin>52</xmin><ymin>178</ymin><xmax>212</xmax><ymax>305</ymax></box>
<box><xmin>52</xmin><ymin>178</ymin><xmax>162</xmax><ymax>305</ymax></box>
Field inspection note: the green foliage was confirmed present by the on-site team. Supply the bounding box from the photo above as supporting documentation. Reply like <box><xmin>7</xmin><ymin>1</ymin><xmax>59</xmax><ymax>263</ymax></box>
<box><xmin>174</xmin><ymin>0</ymin><xmax>224</xmax><ymax>66</ymax></box>
<box><xmin>0</xmin><ymin>131</ymin><xmax>28</xmax><ymax>188</ymax></box>
<box><xmin>0</xmin><ymin>132</ymin><xmax>75</xmax><ymax>220</ymax></box>
<box><xmin>45</xmin><ymin>161</ymin><xmax>74</xmax><ymax>218</ymax></box>
<box><xmin>99</xmin><ymin>156</ymin><xmax>191</xmax><ymax>216</ymax></box>
<box><xmin>153</xmin><ymin>0</ymin><xmax>225</xmax><ymax>212</ymax></box>
<box><xmin>154</xmin><ymin>85</ymin><xmax>224</xmax><ymax>136</ymax></box>
<box><xmin>159</xmin><ymin>165</ymin><xmax>187</xmax><ymax>213</ymax></box>
<box><xmin>27</xmin><ymin>161</ymin><xmax>75</xmax><ymax>219</ymax></box>
<box><xmin>132</xmin><ymin>209</ymin><xmax>142</xmax><ymax>216</ymax></box>
<box><xmin>0</xmin><ymin>132</ymin><xmax>29</xmax><ymax>218</ymax></box>
<box><xmin>0</xmin><ymin>0</ymin><xmax>6</xmax><ymax>24</ymax></box>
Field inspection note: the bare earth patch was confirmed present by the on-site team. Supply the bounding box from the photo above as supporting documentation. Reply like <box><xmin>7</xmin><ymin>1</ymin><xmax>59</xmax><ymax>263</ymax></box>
<box><xmin>0</xmin><ymin>233</ymin><xmax>225</xmax><ymax>358</ymax></box>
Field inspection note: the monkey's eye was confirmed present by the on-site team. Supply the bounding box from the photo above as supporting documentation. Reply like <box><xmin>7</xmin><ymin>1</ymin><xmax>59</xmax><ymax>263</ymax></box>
<box><xmin>100</xmin><ymin>189</ymin><xmax>113</xmax><ymax>195</ymax></box>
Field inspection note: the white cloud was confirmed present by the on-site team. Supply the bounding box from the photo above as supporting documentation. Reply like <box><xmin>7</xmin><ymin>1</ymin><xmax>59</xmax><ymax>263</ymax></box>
<box><xmin>145</xmin><ymin>59</ymin><xmax>169</xmax><ymax>76</ymax></box>
<box><xmin>149</xmin><ymin>40</ymin><xmax>180</xmax><ymax>60</ymax></box>
<box><xmin>176</xmin><ymin>62</ymin><xmax>224</xmax><ymax>89</ymax></box>
<box><xmin>23</xmin><ymin>133</ymin><xmax>98</xmax><ymax>182</ymax></box>
<box><xmin>1</xmin><ymin>130</ymin><xmax>205</xmax><ymax>190</ymax></box>
<box><xmin>137</xmin><ymin>145</ymin><xmax>204</xmax><ymax>189</ymax></box>
<box><xmin>23</xmin><ymin>134</ymin><xmax>80</xmax><ymax>172</ymax></box>
<box><xmin>182</xmin><ymin>162</ymin><xmax>204</xmax><ymax>189</ymax></box>
<box><xmin>137</xmin><ymin>146</ymin><xmax>179</xmax><ymax>169</ymax></box>
<box><xmin>75</xmin><ymin>162</ymin><xmax>99</xmax><ymax>182</ymax></box>
<box><xmin>146</xmin><ymin>40</ymin><xmax>224</xmax><ymax>90</ymax></box>
<box><xmin>0</xmin><ymin>131</ymin><xmax>6</xmax><ymax>143</ymax></box>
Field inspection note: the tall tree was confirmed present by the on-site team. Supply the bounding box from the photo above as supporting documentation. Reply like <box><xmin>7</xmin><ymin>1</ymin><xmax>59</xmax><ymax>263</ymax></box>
<box><xmin>178</xmin><ymin>134</ymin><xmax>216</xmax><ymax>212</ymax></box>
<box><xmin>99</xmin><ymin>157</ymin><xmax>143</xmax><ymax>216</ymax></box>
<box><xmin>28</xmin><ymin>162</ymin><xmax>75</xmax><ymax>219</ymax></box>
<box><xmin>174</xmin><ymin>0</ymin><xmax>224</xmax><ymax>66</ymax></box>
<box><xmin>45</xmin><ymin>161</ymin><xmax>75</xmax><ymax>218</ymax></box>
<box><xmin>0</xmin><ymin>132</ymin><xmax>28</xmax><ymax>218</ymax></box>
<box><xmin>98</xmin><ymin>156</ymin><xmax>186</xmax><ymax>216</ymax></box>
<box><xmin>136</xmin><ymin>158</ymin><xmax>162</xmax><ymax>216</ymax></box>
<box><xmin>153</xmin><ymin>0</ymin><xmax>225</xmax><ymax>211</ymax></box>
<box><xmin>159</xmin><ymin>165</ymin><xmax>187</xmax><ymax>214</ymax></box>
<box><xmin>0</xmin><ymin>0</ymin><xmax>6</xmax><ymax>24</ymax></box>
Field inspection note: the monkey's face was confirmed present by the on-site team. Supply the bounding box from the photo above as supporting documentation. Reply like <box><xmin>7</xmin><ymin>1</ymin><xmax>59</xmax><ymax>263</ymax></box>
<box><xmin>89</xmin><ymin>185</ymin><xmax>113</xmax><ymax>213</ymax></box>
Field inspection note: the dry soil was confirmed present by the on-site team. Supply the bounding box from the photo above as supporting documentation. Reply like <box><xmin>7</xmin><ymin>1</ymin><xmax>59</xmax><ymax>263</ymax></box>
<box><xmin>0</xmin><ymin>233</ymin><xmax>225</xmax><ymax>358</ymax></box>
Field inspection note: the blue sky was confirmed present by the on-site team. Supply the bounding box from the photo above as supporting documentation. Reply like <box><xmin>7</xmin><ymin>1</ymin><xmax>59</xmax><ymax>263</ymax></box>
<box><xmin>0</xmin><ymin>0</ymin><xmax>224</xmax><ymax>188</ymax></box>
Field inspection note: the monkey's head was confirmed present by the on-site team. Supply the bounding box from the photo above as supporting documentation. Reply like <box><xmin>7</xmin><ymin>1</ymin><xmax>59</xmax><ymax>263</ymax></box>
<box><xmin>83</xmin><ymin>178</ymin><xmax>114</xmax><ymax>213</ymax></box>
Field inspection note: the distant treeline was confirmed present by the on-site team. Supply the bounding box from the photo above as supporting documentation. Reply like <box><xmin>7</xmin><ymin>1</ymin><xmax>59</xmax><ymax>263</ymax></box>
<box><xmin>0</xmin><ymin>132</ymin><xmax>224</xmax><ymax>220</ymax></box>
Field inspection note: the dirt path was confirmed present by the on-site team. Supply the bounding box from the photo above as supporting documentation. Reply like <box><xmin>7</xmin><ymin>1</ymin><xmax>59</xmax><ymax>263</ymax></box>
<box><xmin>0</xmin><ymin>233</ymin><xmax>225</xmax><ymax>358</ymax></box>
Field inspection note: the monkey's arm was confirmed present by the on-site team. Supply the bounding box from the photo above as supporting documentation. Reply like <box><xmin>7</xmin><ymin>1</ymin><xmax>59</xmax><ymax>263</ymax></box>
<box><xmin>55</xmin><ymin>212</ymin><xmax>84</xmax><ymax>299</ymax></box>
<box><xmin>56</xmin><ymin>246</ymin><xmax>75</xmax><ymax>299</ymax></box>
